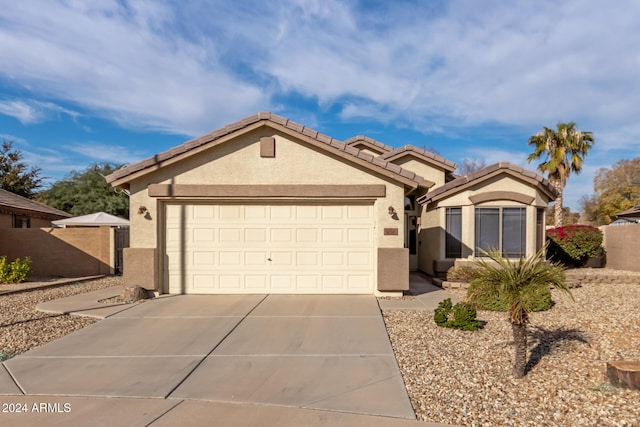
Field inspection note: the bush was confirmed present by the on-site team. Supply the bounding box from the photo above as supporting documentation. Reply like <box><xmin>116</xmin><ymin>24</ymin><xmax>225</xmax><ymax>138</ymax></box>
<box><xmin>467</xmin><ymin>280</ymin><xmax>552</xmax><ymax>312</ymax></box>
<box><xmin>446</xmin><ymin>265</ymin><xmax>479</xmax><ymax>282</ymax></box>
<box><xmin>434</xmin><ymin>298</ymin><xmax>481</xmax><ymax>331</ymax></box>
<box><xmin>546</xmin><ymin>225</ymin><xmax>604</xmax><ymax>267</ymax></box>
<box><xmin>0</xmin><ymin>256</ymin><xmax>31</xmax><ymax>283</ymax></box>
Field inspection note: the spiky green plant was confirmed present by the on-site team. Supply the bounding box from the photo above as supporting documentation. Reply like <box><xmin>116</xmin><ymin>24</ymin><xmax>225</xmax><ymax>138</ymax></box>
<box><xmin>468</xmin><ymin>244</ymin><xmax>572</xmax><ymax>378</ymax></box>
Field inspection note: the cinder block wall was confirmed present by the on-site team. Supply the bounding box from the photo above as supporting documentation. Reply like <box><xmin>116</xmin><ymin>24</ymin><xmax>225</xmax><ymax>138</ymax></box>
<box><xmin>601</xmin><ymin>224</ymin><xmax>640</xmax><ymax>272</ymax></box>
<box><xmin>0</xmin><ymin>227</ymin><xmax>113</xmax><ymax>277</ymax></box>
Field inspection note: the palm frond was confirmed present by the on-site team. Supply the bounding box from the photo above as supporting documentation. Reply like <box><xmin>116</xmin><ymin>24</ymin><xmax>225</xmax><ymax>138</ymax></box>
<box><xmin>468</xmin><ymin>244</ymin><xmax>571</xmax><ymax>325</ymax></box>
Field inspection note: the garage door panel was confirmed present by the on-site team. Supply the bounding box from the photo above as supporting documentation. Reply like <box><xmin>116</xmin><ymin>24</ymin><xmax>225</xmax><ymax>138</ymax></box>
<box><xmin>296</xmin><ymin>205</ymin><xmax>319</xmax><ymax>220</ymax></box>
<box><xmin>296</xmin><ymin>228</ymin><xmax>318</xmax><ymax>243</ymax></box>
<box><xmin>270</xmin><ymin>251</ymin><xmax>293</xmax><ymax>266</ymax></box>
<box><xmin>219</xmin><ymin>228</ymin><xmax>242</xmax><ymax>243</ymax></box>
<box><xmin>165</xmin><ymin>203</ymin><xmax>374</xmax><ymax>294</ymax></box>
<box><xmin>296</xmin><ymin>252</ymin><xmax>319</xmax><ymax>266</ymax></box>
<box><xmin>193</xmin><ymin>205</ymin><xmax>216</xmax><ymax>219</ymax></box>
<box><xmin>219</xmin><ymin>206</ymin><xmax>242</xmax><ymax>220</ymax></box>
<box><xmin>348</xmin><ymin>252</ymin><xmax>370</xmax><ymax>266</ymax></box>
<box><xmin>348</xmin><ymin>275</ymin><xmax>370</xmax><ymax>289</ymax></box>
<box><xmin>219</xmin><ymin>275</ymin><xmax>241</xmax><ymax>289</ymax></box>
<box><xmin>245</xmin><ymin>275</ymin><xmax>267</xmax><ymax>290</ymax></box>
<box><xmin>348</xmin><ymin>205</ymin><xmax>371</xmax><ymax>219</ymax></box>
<box><xmin>321</xmin><ymin>205</ymin><xmax>344</xmax><ymax>219</ymax></box>
<box><xmin>193</xmin><ymin>251</ymin><xmax>215</xmax><ymax>267</ymax></box>
<box><xmin>321</xmin><ymin>229</ymin><xmax>344</xmax><ymax>243</ymax></box>
<box><xmin>271</xmin><ymin>205</ymin><xmax>293</xmax><ymax>219</ymax></box>
<box><xmin>245</xmin><ymin>228</ymin><xmax>267</xmax><ymax>242</ymax></box>
<box><xmin>245</xmin><ymin>252</ymin><xmax>268</xmax><ymax>266</ymax></box>
<box><xmin>219</xmin><ymin>251</ymin><xmax>242</xmax><ymax>266</ymax></box>
<box><xmin>322</xmin><ymin>252</ymin><xmax>344</xmax><ymax>266</ymax></box>
<box><xmin>245</xmin><ymin>205</ymin><xmax>267</xmax><ymax>219</ymax></box>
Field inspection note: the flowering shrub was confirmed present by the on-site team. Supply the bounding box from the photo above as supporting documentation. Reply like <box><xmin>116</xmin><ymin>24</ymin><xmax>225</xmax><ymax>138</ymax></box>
<box><xmin>546</xmin><ymin>225</ymin><xmax>603</xmax><ymax>267</ymax></box>
<box><xmin>0</xmin><ymin>256</ymin><xmax>31</xmax><ymax>283</ymax></box>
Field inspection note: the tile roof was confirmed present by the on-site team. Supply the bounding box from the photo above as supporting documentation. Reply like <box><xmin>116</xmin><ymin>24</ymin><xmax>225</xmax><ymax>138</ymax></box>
<box><xmin>379</xmin><ymin>145</ymin><xmax>457</xmax><ymax>172</ymax></box>
<box><xmin>417</xmin><ymin>162</ymin><xmax>556</xmax><ymax>204</ymax></box>
<box><xmin>343</xmin><ymin>135</ymin><xmax>394</xmax><ymax>153</ymax></box>
<box><xmin>0</xmin><ymin>189</ymin><xmax>71</xmax><ymax>218</ymax></box>
<box><xmin>616</xmin><ymin>205</ymin><xmax>640</xmax><ymax>218</ymax></box>
<box><xmin>106</xmin><ymin>112</ymin><xmax>431</xmax><ymax>189</ymax></box>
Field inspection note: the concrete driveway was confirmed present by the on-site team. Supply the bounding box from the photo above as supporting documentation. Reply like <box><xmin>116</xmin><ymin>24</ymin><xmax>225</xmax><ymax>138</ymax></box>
<box><xmin>2</xmin><ymin>293</ymin><xmax>424</xmax><ymax>424</ymax></box>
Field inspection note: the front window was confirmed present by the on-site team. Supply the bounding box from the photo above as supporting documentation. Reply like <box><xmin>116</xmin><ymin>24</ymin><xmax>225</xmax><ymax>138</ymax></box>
<box><xmin>445</xmin><ymin>207</ymin><xmax>462</xmax><ymax>258</ymax></box>
<box><xmin>475</xmin><ymin>207</ymin><xmax>525</xmax><ymax>257</ymax></box>
<box><xmin>13</xmin><ymin>215</ymin><xmax>30</xmax><ymax>228</ymax></box>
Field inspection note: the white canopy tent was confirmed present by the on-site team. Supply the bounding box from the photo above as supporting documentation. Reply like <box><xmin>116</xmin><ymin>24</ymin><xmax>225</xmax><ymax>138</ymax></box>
<box><xmin>52</xmin><ymin>212</ymin><xmax>130</xmax><ymax>228</ymax></box>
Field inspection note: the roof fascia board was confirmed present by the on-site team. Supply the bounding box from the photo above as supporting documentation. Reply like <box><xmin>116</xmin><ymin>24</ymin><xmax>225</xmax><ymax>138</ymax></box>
<box><xmin>383</xmin><ymin>151</ymin><xmax>457</xmax><ymax>173</ymax></box>
<box><xmin>109</xmin><ymin>121</ymin><xmax>267</xmax><ymax>187</ymax></box>
<box><xmin>267</xmin><ymin>122</ymin><xmax>419</xmax><ymax>190</ymax></box>
<box><xmin>108</xmin><ymin>118</ymin><xmax>420</xmax><ymax>190</ymax></box>
<box><xmin>420</xmin><ymin>169</ymin><xmax>554</xmax><ymax>204</ymax></box>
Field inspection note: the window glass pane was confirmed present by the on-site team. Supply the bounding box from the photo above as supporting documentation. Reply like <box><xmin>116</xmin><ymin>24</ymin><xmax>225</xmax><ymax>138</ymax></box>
<box><xmin>503</xmin><ymin>208</ymin><xmax>526</xmax><ymax>257</ymax></box>
<box><xmin>445</xmin><ymin>208</ymin><xmax>462</xmax><ymax>258</ymax></box>
<box><xmin>536</xmin><ymin>208</ymin><xmax>544</xmax><ymax>252</ymax></box>
<box><xmin>475</xmin><ymin>208</ymin><xmax>499</xmax><ymax>254</ymax></box>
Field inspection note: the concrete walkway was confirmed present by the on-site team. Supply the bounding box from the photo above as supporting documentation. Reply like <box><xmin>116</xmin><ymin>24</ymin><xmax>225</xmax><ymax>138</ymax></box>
<box><xmin>1</xmin><ymin>288</ymin><xmax>457</xmax><ymax>426</ymax></box>
<box><xmin>378</xmin><ymin>272</ymin><xmax>460</xmax><ymax>311</ymax></box>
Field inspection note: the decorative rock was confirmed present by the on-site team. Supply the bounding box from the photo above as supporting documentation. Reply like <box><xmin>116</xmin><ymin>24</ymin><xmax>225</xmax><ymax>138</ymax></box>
<box><xmin>607</xmin><ymin>360</ymin><xmax>640</xmax><ymax>390</ymax></box>
<box><xmin>120</xmin><ymin>285</ymin><xmax>151</xmax><ymax>303</ymax></box>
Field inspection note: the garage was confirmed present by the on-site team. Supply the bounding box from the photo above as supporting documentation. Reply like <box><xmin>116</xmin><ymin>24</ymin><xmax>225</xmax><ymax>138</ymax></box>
<box><xmin>164</xmin><ymin>202</ymin><xmax>375</xmax><ymax>294</ymax></box>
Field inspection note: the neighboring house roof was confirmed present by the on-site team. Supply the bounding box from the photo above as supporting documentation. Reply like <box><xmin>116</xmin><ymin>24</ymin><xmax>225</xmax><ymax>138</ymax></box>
<box><xmin>106</xmin><ymin>112</ymin><xmax>430</xmax><ymax>190</ymax></box>
<box><xmin>417</xmin><ymin>162</ymin><xmax>557</xmax><ymax>204</ymax></box>
<box><xmin>52</xmin><ymin>212</ymin><xmax>130</xmax><ymax>227</ymax></box>
<box><xmin>379</xmin><ymin>145</ymin><xmax>457</xmax><ymax>173</ymax></box>
<box><xmin>0</xmin><ymin>188</ymin><xmax>71</xmax><ymax>219</ymax></box>
<box><xmin>615</xmin><ymin>205</ymin><xmax>640</xmax><ymax>219</ymax></box>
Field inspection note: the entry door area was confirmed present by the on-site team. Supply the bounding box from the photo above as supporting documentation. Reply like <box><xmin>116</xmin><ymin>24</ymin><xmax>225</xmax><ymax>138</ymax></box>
<box><xmin>164</xmin><ymin>203</ymin><xmax>375</xmax><ymax>294</ymax></box>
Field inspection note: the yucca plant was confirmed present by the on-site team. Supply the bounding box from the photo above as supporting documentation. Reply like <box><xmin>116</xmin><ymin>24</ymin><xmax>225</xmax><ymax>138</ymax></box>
<box><xmin>468</xmin><ymin>244</ymin><xmax>572</xmax><ymax>378</ymax></box>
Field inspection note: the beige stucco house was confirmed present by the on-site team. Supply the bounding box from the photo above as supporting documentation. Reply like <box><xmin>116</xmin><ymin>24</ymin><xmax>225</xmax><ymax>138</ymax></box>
<box><xmin>106</xmin><ymin>112</ymin><xmax>556</xmax><ymax>295</ymax></box>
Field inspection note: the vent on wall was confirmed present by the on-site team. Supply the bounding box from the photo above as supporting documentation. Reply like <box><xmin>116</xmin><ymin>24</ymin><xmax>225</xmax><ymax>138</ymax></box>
<box><xmin>260</xmin><ymin>137</ymin><xmax>275</xmax><ymax>158</ymax></box>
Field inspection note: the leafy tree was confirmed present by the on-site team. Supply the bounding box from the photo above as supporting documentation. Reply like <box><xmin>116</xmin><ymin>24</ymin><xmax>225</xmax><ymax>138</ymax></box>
<box><xmin>457</xmin><ymin>158</ymin><xmax>486</xmax><ymax>175</ymax></box>
<box><xmin>467</xmin><ymin>246</ymin><xmax>571</xmax><ymax>378</ymax></box>
<box><xmin>0</xmin><ymin>140</ymin><xmax>43</xmax><ymax>198</ymax></box>
<box><xmin>37</xmin><ymin>163</ymin><xmax>129</xmax><ymax>218</ymax></box>
<box><xmin>527</xmin><ymin>122</ymin><xmax>594</xmax><ymax>227</ymax></box>
<box><xmin>580</xmin><ymin>158</ymin><xmax>640</xmax><ymax>224</ymax></box>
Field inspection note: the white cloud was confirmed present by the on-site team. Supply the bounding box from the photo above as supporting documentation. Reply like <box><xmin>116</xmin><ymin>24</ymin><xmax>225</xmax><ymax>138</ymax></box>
<box><xmin>68</xmin><ymin>142</ymin><xmax>146</xmax><ymax>164</ymax></box>
<box><xmin>0</xmin><ymin>99</ymin><xmax>79</xmax><ymax>124</ymax></box>
<box><xmin>2</xmin><ymin>0</ymin><xmax>640</xmax><ymax>143</ymax></box>
<box><xmin>1</xmin><ymin>0</ymin><xmax>639</xmax><ymax>204</ymax></box>
<box><xmin>0</xmin><ymin>1</ymin><xmax>269</xmax><ymax>135</ymax></box>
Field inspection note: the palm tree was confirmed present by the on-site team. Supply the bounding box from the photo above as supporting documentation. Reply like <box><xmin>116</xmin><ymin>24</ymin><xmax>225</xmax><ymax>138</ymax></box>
<box><xmin>468</xmin><ymin>246</ymin><xmax>571</xmax><ymax>378</ymax></box>
<box><xmin>527</xmin><ymin>122</ymin><xmax>594</xmax><ymax>227</ymax></box>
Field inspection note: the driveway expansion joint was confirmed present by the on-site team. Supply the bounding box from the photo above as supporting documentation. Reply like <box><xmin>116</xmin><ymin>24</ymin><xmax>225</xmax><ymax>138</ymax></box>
<box><xmin>163</xmin><ymin>294</ymin><xmax>270</xmax><ymax>399</ymax></box>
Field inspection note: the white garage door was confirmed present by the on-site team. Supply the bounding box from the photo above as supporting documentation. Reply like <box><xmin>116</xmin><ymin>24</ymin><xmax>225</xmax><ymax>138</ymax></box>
<box><xmin>164</xmin><ymin>203</ymin><xmax>375</xmax><ymax>294</ymax></box>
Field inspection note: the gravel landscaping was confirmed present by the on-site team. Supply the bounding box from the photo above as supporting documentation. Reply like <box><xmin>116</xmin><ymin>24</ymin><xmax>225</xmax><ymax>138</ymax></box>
<box><xmin>2</xmin><ymin>274</ymin><xmax>639</xmax><ymax>425</ymax></box>
<box><xmin>0</xmin><ymin>277</ymin><xmax>121</xmax><ymax>361</ymax></box>
<box><xmin>383</xmin><ymin>278</ymin><xmax>640</xmax><ymax>426</ymax></box>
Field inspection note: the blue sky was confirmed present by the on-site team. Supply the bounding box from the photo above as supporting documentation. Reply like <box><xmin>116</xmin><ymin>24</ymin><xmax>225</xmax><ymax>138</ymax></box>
<box><xmin>1</xmin><ymin>0</ymin><xmax>639</xmax><ymax>211</ymax></box>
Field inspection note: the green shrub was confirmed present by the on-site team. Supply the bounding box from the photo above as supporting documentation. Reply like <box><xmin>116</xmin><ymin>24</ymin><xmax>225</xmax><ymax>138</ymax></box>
<box><xmin>446</xmin><ymin>265</ymin><xmax>479</xmax><ymax>282</ymax></box>
<box><xmin>434</xmin><ymin>298</ymin><xmax>481</xmax><ymax>331</ymax></box>
<box><xmin>467</xmin><ymin>280</ymin><xmax>552</xmax><ymax>312</ymax></box>
<box><xmin>0</xmin><ymin>256</ymin><xmax>31</xmax><ymax>283</ymax></box>
<box><xmin>546</xmin><ymin>225</ymin><xmax>603</xmax><ymax>267</ymax></box>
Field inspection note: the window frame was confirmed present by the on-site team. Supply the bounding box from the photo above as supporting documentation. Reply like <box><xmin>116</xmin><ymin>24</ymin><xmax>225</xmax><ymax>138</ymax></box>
<box><xmin>445</xmin><ymin>207</ymin><xmax>462</xmax><ymax>258</ymax></box>
<box><xmin>474</xmin><ymin>206</ymin><xmax>526</xmax><ymax>258</ymax></box>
